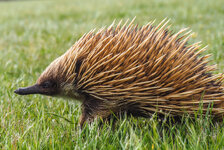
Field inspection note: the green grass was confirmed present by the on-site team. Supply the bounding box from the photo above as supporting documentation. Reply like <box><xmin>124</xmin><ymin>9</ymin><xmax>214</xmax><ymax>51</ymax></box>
<box><xmin>1</xmin><ymin>0</ymin><xmax>224</xmax><ymax>149</ymax></box>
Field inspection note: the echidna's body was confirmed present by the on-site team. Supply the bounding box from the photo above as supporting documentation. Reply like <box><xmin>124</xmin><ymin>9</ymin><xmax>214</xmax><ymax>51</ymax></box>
<box><xmin>15</xmin><ymin>19</ymin><xmax>224</xmax><ymax>126</ymax></box>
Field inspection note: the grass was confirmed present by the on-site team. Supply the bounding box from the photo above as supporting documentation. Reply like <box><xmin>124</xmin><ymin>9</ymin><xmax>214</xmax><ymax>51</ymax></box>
<box><xmin>0</xmin><ymin>0</ymin><xmax>224</xmax><ymax>149</ymax></box>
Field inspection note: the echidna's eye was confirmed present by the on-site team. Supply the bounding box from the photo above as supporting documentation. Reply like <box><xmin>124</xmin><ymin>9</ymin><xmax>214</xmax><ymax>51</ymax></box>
<box><xmin>41</xmin><ymin>81</ymin><xmax>57</xmax><ymax>89</ymax></box>
<box><xmin>41</xmin><ymin>81</ymin><xmax>51</xmax><ymax>88</ymax></box>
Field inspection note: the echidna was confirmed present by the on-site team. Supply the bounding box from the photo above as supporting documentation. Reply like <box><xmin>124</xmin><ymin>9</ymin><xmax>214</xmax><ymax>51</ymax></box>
<box><xmin>15</xmin><ymin>19</ymin><xmax>224</xmax><ymax>127</ymax></box>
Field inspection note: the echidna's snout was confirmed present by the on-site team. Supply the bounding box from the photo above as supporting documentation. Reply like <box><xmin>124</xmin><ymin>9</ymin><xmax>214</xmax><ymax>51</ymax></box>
<box><xmin>14</xmin><ymin>84</ymin><xmax>41</xmax><ymax>95</ymax></box>
<box><xmin>15</xmin><ymin>80</ymin><xmax>59</xmax><ymax>96</ymax></box>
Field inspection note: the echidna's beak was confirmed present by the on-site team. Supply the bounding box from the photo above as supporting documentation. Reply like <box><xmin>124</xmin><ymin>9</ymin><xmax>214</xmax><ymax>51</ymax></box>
<box><xmin>14</xmin><ymin>84</ymin><xmax>41</xmax><ymax>95</ymax></box>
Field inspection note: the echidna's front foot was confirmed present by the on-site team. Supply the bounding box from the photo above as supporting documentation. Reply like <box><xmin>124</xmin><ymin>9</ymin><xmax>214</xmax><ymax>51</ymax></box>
<box><xmin>79</xmin><ymin>100</ymin><xmax>113</xmax><ymax>128</ymax></box>
<box><xmin>79</xmin><ymin>111</ymin><xmax>114</xmax><ymax>129</ymax></box>
<box><xmin>79</xmin><ymin>105</ymin><xmax>93</xmax><ymax>128</ymax></box>
<box><xmin>79</xmin><ymin>111</ymin><xmax>94</xmax><ymax>128</ymax></box>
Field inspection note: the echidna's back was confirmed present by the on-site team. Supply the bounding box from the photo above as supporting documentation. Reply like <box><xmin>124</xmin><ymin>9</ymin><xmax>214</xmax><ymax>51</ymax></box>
<box><xmin>66</xmin><ymin>19</ymin><xmax>224</xmax><ymax>118</ymax></box>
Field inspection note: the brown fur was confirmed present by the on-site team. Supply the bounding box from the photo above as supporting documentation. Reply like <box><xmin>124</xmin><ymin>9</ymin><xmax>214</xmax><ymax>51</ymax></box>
<box><xmin>36</xmin><ymin>18</ymin><xmax>224</xmax><ymax>126</ymax></box>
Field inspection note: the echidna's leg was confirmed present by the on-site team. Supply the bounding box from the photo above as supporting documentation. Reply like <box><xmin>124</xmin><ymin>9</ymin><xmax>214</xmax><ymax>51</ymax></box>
<box><xmin>79</xmin><ymin>97</ymin><xmax>113</xmax><ymax>128</ymax></box>
<box><xmin>79</xmin><ymin>102</ymin><xmax>95</xmax><ymax>128</ymax></box>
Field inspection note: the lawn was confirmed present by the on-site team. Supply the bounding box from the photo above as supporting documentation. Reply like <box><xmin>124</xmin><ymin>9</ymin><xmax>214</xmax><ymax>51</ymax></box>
<box><xmin>0</xmin><ymin>0</ymin><xmax>224</xmax><ymax>149</ymax></box>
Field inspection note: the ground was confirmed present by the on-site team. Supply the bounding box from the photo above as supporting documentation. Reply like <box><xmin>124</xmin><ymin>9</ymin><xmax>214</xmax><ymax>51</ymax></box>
<box><xmin>0</xmin><ymin>0</ymin><xmax>224</xmax><ymax>149</ymax></box>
